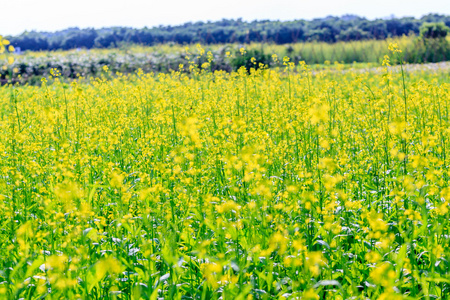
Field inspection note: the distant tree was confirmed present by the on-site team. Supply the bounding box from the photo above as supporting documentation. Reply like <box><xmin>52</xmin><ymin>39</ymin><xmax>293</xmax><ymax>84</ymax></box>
<box><xmin>359</xmin><ymin>20</ymin><xmax>388</xmax><ymax>39</ymax></box>
<box><xmin>95</xmin><ymin>34</ymin><xmax>118</xmax><ymax>48</ymax></box>
<box><xmin>10</xmin><ymin>32</ymin><xmax>50</xmax><ymax>51</ymax></box>
<box><xmin>385</xmin><ymin>18</ymin><xmax>419</xmax><ymax>37</ymax></box>
<box><xmin>414</xmin><ymin>22</ymin><xmax>450</xmax><ymax>63</ymax></box>
<box><xmin>61</xmin><ymin>29</ymin><xmax>97</xmax><ymax>49</ymax></box>
<box><xmin>337</xmin><ymin>27</ymin><xmax>368</xmax><ymax>41</ymax></box>
<box><xmin>420</xmin><ymin>22</ymin><xmax>450</xmax><ymax>39</ymax></box>
<box><xmin>5</xmin><ymin>14</ymin><xmax>450</xmax><ymax>51</ymax></box>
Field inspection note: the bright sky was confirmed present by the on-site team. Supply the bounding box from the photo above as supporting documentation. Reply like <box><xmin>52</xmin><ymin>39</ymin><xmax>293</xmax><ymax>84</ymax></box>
<box><xmin>2</xmin><ymin>0</ymin><xmax>450</xmax><ymax>36</ymax></box>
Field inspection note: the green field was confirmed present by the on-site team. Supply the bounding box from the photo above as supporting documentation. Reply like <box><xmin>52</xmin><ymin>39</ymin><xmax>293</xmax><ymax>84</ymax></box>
<box><xmin>2</xmin><ymin>35</ymin><xmax>450</xmax><ymax>86</ymax></box>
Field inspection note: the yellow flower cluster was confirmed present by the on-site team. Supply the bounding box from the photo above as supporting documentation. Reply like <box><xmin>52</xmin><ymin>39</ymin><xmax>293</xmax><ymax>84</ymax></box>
<box><xmin>0</xmin><ymin>50</ymin><xmax>449</xmax><ymax>299</ymax></box>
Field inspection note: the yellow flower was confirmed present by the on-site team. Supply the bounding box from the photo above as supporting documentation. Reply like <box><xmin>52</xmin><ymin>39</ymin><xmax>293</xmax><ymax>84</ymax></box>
<box><xmin>95</xmin><ymin>257</ymin><xmax>124</xmax><ymax>279</ymax></box>
<box><xmin>110</xmin><ymin>171</ymin><xmax>124</xmax><ymax>188</ymax></box>
<box><xmin>388</xmin><ymin>43</ymin><xmax>402</xmax><ymax>53</ymax></box>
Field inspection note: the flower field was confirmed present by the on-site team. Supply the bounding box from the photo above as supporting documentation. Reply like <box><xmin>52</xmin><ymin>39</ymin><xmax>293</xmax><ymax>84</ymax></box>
<box><xmin>1</xmin><ymin>47</ymin><xmax>450</xmax><ymax>299</ymax></box>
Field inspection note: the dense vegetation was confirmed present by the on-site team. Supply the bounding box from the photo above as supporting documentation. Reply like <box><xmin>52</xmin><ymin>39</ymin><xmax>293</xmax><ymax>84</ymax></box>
<box><xmin>2</xmin><ymin>35</ymin><xmax>450</xmax><ymax>86</ymax></box>
<box><xmin>7</xmin><ymin>14</ymin><xmax>450</xmax><ymax>51</ymax></box>
<box><xmin>1</xmin><ymin>44</ymin><xmax>450</xmax><ymax>299</ymax></box>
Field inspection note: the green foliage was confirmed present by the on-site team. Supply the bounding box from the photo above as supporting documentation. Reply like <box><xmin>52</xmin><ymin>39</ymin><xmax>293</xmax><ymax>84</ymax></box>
<box><xmin>420</xmin><ymin>22</ymin><xmax>450</xmax><ymax>39</ymax></box>
<box><xmin>412</xmin><ymin>22</ymin><xmax>450</xmax><ymax>63</ymax></box>
<box><xmin>230</xmin><ymin>48</ymin><xmax>272</xmax><ymax>71</ymax></box>
<box><xmin>2</xmin><ymin>36</ymin><xmax>450</xmax><ymax>86</ymax></box>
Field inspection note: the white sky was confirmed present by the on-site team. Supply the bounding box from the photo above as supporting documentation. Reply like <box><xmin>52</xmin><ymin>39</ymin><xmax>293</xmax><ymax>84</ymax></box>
<box><xmin>2</xmin><ymin>0</ymin><xmax>450</xmax><ymax>36</ymax></box>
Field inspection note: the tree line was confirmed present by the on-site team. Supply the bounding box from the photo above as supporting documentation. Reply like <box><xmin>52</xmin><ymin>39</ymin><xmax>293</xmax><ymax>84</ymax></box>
<box><xmin>6</xmin><ymin>14</ymin><xmax>450</xmax><ymax>51</ymax></box>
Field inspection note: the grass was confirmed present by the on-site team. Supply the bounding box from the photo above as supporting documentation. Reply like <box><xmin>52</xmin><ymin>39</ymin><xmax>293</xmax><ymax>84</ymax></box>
<box><xmin>0</xmin><ymin>46</ymin><xmax>450</xmax><ymax>299</ymax></box>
